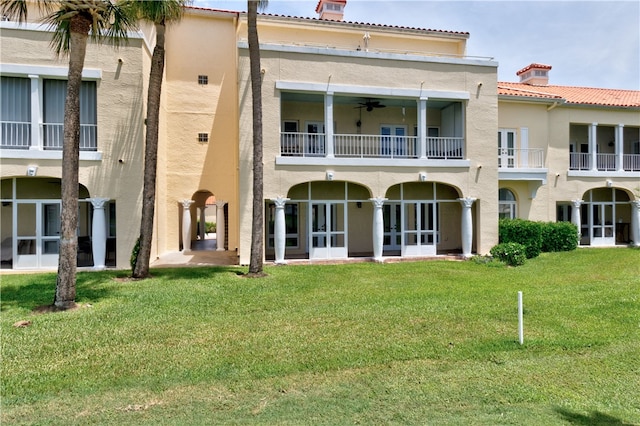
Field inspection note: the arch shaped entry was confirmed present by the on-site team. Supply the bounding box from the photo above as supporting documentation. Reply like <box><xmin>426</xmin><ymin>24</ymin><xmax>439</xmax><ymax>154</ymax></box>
<box><xmin>384</xmin><ymin>181</ymin><xmax>464</xmax><ymax>257</ymax></box>
<box><xmin>266</xmin><ymin>181</ymin><xmax>373</xmax><ymax>262</ymax></box>
<box><xmin>183</xmin><ymin>190</ymin><xmax>226</xmax><ymax>252</ymax></box>
<box><xmin>576</xmin><ymin>187</ymin><xmax>633</xmax><ymax>246</ymax></box>
<box><xmin>1</xmin><ymin>177</ymin><xmax>115</xmax><ymax>270</ymax></box>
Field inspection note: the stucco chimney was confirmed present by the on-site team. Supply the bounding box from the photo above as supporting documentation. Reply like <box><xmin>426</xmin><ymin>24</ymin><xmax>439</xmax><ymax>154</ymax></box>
<box><xmin>316</xmin><ymin>0</ymin><xmax>346</xmax><ymax>21</ymax></box>
<box><xmin>517</xmin><ymin>63</ymin><xmax>552</xmax><ymax>86</ymax></box>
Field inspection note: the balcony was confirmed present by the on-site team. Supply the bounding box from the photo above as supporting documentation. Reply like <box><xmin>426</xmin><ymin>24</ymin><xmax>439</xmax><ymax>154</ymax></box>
<box><xmin>1</xmin><ymin>121</ymin><xmax>97</xmax><ymax>151</ymax></box>
<box><xmin>281</xmin><ymin>133</ymin><xmax>464</xmax><ymax>160</ymax></box>
<box><xmin>498</xmin><ymin>148</ymin><xmax>545</xmax><ymax>169</ymax></box>
<box><xmin>570</xmin><ymin>153</ymin><xmax>640</xmax><ymax>172</ymax></box>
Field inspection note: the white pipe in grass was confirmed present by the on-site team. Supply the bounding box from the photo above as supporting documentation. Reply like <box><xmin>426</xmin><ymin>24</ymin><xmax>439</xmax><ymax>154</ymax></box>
<box><xmin>518</xmin><ymin>291</ymin><xmax>524</xmax><ymax>345</ymax></box>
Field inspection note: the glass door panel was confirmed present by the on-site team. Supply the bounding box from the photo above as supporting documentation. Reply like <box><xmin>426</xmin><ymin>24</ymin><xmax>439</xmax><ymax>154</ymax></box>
<box><xmin>16</xmin><ymin>202</ymin><xmax>37</xmax><ymax>268</ymax></box>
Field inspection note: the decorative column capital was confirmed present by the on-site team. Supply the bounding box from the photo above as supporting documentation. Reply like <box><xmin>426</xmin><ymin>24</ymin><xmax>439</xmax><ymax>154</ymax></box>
<box><xmin>369</xmin><ymin>197</ymin><xmax>387</xmax><ymax>208</ymax></box>
<box><xmin>571</xmin><ymin>199</ymin><xmax>584</xmax><ymax>208</ymax></box>
<box><xmin>630</xmin><ymin>200</ymin><xmax>640</xmax><ymax>210</ymax></box>
<box><xmin>215</xmin><ymin>200</ymin><xmax>227</xmax><ymax>209</ymax></box>
<box><xmin>272</xmin><ymin>197</ymin><xmax>290</xmax><ymax>208</ymax></box>
<box><xmin>458</xmin><ymin>197</ymin><xmax>477</xmax><ymax>208</ymax></box>
<box><xmin>180</xmin><ymin>199</ymin><xmax>195</xmax><ymax>210</ymax></box>
<box><xmin>88</xmin><ymin>197</ymin><xmax>109</xmax><ymax>209</ymax></box>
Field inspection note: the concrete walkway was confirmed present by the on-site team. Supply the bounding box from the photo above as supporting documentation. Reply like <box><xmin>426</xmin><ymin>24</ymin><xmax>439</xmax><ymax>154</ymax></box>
<box><xmin>151</xmin><ymin>238</ymin><xmax>239</xmax><ymax>268</ymax></box>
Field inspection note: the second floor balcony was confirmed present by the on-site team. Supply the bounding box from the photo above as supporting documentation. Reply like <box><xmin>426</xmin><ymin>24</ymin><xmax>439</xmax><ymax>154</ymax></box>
<box><xmin>568</xmin><ymin>123</ymin><xmax>640</xmax><ymax>174</ymax></box>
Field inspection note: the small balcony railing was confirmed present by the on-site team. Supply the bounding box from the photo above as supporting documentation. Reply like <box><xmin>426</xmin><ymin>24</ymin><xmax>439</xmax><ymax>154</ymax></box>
<box><xmin>43</xmin><ymin>123</ymin><xmax>98</xmax><ymax>151</ymax></box>
<box><xmin>280</xmin><ymin>132</ymin><xmax>464</xmax><ymax>160</ymax></box>
<box><xmin>570</xmin><ymin>153</ymin><xmax>640</xmax><ymax>172</ymax></box>
<box><xmin>498</xmin><ymin>148</ymin><xmax>545</xmax><ymax>169</ymax></box>
<box><xmin>0</xmin><ymin>121</ymin><xmax>31</xmax><ymax>149</ymax></box>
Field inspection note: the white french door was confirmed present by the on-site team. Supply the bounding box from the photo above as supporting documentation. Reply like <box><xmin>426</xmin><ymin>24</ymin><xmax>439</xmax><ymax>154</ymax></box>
<box><xmin>590</xmin><ymin>203</ymin><xmax>615</xmax><ymax>246</ymax></box>
<box><xmin>305</xmin><ymin>122</ymin><xmax>325</xmax><ymax>156</ymax></box>
<box><xmin>498</xmin><ymin>129</ymin><xmax>516</xmax><ymax>168</ymax></box>
<box><xmin>310</xmin><ymin>202</ymin><xmax>347</xmax><ymax>259</ymax></box>
<box><xmin>383</xmin><ymin>203</ymin><xmax>401</xmax><ymax>251</ymax></box>
<box><xmin>381</xmin><ymin>125</ymin><xmax>407</xmax><ymax>157</ymax></box>
<box><xmin>401</xmin><ymin>201</ymin><xmax>438</xmax><ymax>257</ymax></box>
<box><xmin>14</xmin><ymin>201</ymin><xmax>61</xmax><ymax>269</ymax></box>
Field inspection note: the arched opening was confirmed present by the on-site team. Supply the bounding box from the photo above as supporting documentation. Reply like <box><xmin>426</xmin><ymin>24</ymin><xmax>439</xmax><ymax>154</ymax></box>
<box><xmin>578</xmin><ymin>187</ymin><xmax>632</xmax><ymax>246</ymax></box>
<box><xmin>265</xmin><ymin>180</ymin><xmax>372</xmax><ymax>261</ymax></box>
<box><xmin>189</xmin><ymin>190</ymin><xmax>217</xmax><ymax>251</ymax></box>
<box><xmin>384</xmin><ymin>182</ymin><xmax>464</xmax><ymax>257</ymax></box>
<box><xmin>498</xmin><ymin>188</ymin><xmax>517</xmax><ymax>219</ymax></box>
<box><xmin>1</xmin><ymin>177</ymin><xmax>115</xmax><ymax>269</ymax></box>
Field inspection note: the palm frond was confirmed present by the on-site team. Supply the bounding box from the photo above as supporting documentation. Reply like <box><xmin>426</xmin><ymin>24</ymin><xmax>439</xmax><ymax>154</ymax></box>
<box><xmin>0</xmin><ymin>0</ymin><xmax>28</xmax><ymax>22</ymax></box>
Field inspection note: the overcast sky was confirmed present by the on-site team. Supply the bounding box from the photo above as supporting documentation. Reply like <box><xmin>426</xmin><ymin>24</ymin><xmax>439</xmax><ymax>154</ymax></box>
<box><xmin>193</xmin><ymin>0</ymin><xmax>640</xmax><ymax>90</ymax></box>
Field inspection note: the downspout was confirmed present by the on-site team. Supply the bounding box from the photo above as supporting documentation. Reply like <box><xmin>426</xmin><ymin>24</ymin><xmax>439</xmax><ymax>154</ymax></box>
<box><xmin>547</xmin><ymin>101</ymin><xmax>561</xmax><ymax>111</ymax></box>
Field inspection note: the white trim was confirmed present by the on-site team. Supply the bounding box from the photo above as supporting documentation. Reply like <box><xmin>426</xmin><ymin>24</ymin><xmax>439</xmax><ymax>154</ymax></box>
<box><xmin>499</xmin><ymin>169</ymin><xmax>548</xmax><ymax>183</ymax></box>
<box><xmin>0</xmin><ymin>20</ymin><xmax>143</xmax><ymax>40</ymax></box>
<box><xmin>0</xmin><ymin>63</ymin><xmax>102</xmax><ymax>80</ymax></box>
<box><xmin>239</xmin><ymin>41</ymin><xmax>497</xmax><ymax>68</ymax></box>
<box><xmin>0</xmin><ymin>149</ymin><xmax>103</xmax><ymax>161</ymax></box>
<box><xmin>568</xmin><ymin>170</ymin><xmax>640</xmax><ymax>178</ymax></box>
<box><xmin>275</xmin><ymin>157</ymin><xmax>470</xmax><ymax>167</ymax></box>
<box><xmin>275</xmin><ymin>80</ymin><xmax>470</xmax><ymax>101</ymax></box>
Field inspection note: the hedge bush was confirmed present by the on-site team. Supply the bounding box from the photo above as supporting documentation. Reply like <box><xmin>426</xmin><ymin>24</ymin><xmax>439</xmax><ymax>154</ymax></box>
<box><xmin>540</xmin><ymin>221</ymin><xmax>579</xmax><ymax>252</ymax></box>
<box><xmin>498</xmin><ymin>218</ymin><xmax>543</xmax><ymax>259</ymax></box>
<box><xmin>490</xmin><ymin>242</ymin><xmax>527</xmax><ymax>266</ymax></box>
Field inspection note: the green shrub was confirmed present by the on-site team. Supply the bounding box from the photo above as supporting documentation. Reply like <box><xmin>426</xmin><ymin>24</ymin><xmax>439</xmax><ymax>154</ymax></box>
<box><xmin>130</xmin><ymin>237</ymin><xmax>141</xmax><ymax>271</ymax></box>
<box><xmin>490</xmin><ymin>242</ymin><xmax>527</xmax><ymax>267</ymax></box>
<box><xmin>541</xmin><ymin>221</ymin><xmax>579</xmax><ymax>252</ymax></box>
<box><xmin>498</xmin><ymin>219</ymin><xmax>543</xmax><ymax>258</ymax></box>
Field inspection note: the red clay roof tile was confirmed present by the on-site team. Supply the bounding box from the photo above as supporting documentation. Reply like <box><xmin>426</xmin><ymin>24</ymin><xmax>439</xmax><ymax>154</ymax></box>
<box><xmin>498</xmin><ymin>82</ymin><xmax>640</xmax><ymax>108</ymax></box>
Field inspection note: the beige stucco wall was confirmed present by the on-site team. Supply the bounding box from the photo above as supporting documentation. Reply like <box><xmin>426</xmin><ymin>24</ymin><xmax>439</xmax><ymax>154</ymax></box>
<box><xmin>159</xmin><ymin>10</ymin><xmax>239</xmax><ymax>256</ymax></box>
<box><xmin>237</xmin><ymin>19</ymin><xmax>498</xmax><ymax>263</ymax></box>
<box><xmin>498</xmin><ymin>99</ymin><xmax>640</xmax><ymax>224</ymax></box>
<box><xmin>0</xmin><ymin>25</ymin><xmax>147</xmax><ymax>269</ymax></box>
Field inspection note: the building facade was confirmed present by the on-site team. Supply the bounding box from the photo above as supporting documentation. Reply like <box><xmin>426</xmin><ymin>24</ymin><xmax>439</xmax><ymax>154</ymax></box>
<box><xmin>1</xmin><ymin>1</ymin><xmax>638</xmax><ymax>271</ymax></box>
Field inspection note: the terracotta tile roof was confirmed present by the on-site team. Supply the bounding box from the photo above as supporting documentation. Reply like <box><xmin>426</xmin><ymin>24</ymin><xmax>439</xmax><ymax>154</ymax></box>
<box><xmin>184</xmin><ymin>5</ymin><xmax>469</xmax><ymax>37</ymax></box>
<box><xmin>498</xmin><ymin>82</ymin><xmax>640</xmax><ymax>108</ymax></box>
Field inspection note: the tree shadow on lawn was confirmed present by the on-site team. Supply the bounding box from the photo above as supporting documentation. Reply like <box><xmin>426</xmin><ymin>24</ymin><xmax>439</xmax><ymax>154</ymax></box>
<box><xmin>554</xmin><ymin>407</ymin><xmax>635</xmax><ymax>425</ymax></box>
<box><xmin>0</xmin><ymin>272</ymin><xmax>114</xmax><ymax>313</ymax></box>
<box><xmin>146</xmin><ymin>265</ymin><xmax>247</xmax><ymax>280</ymax></box>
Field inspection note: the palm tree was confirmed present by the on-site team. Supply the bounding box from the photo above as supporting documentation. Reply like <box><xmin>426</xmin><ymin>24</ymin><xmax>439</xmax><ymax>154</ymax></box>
<box><xmin>125</xmin><ymin>0</ymin><xmax>191</xmax><ymax>279</ymax></box>
<box><xmin>247</xmin><ymin>0</ymin><xmax>268</xmax><ymax>276</ymax></box>
<box><xmin>1</xmin><ymin>0</ymin><xmax>133</xmax><ymax>309</ymax></box>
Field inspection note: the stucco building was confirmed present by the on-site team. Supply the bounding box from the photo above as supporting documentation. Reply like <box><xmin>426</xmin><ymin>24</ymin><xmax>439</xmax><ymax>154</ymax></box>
<box><xmin>1</xmin><ymin>1</ymin><xmax>638</xmax><ymax>271</ymax></box>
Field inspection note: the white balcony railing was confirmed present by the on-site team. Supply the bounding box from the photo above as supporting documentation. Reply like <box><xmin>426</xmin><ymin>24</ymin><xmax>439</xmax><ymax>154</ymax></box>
<box><xmin>43</xmin><ymin>123</ymin><xmax>98</xmax><ymax>151</ymax></box>
<box><xmin>570</xmin><ymin>153</ymin><xmax>640</xmax><ymax>172</ymax></box>
<box><xmin>0</xmin><ymin>121</ymin><xmax>31</xmax><ymax>149</ymax></box>
<box><xmin>334</xmin><ymin>134</ymin><xmax>418</xmax><ymax>158</ymax></box>
<box><xmin>498</xmin><ymin>148</ymin><xmax>545</xmax><ymax>169</ymax></box>
<box><xmin>280</xmin><ymin>133</ymin><xmax>464</xmax><ymax>160</ymax></box>
<box><xmin>623</xmin><ymin>154</ymin><xmax>640</xmax><ymax>171</ymax></box>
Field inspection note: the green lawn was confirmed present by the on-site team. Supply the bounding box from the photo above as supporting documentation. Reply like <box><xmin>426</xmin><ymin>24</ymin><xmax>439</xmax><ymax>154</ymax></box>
<box><xmin>1</xmin><ymin>248</ymin><xmax>639</xmax><ymax>425</ymax></box>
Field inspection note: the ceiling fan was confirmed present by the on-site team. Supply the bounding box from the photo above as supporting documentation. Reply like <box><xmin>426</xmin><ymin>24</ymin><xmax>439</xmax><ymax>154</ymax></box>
<box><xmin>357</xmin><ymin>98</ymin><xmax>386</xmax><ymax>112</ymax></box>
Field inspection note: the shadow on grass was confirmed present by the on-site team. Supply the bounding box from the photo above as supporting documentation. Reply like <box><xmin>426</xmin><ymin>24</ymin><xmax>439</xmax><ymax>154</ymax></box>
<box><xmin>554</xmin><ymin>407</ymin><xmax>634</xmax><ymax>425</ymax></box>
<box><xmin>147</xmin><ymin>265</ymin><xmax>247</xmax><ymax>280</ymax></box>
<box><xmin>1</xmin><ymin>271</ymin><xmax>115</xmax><ymax>313</ymax></box>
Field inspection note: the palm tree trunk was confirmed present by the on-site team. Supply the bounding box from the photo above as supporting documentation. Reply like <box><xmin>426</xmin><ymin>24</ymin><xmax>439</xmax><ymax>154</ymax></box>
<box><xmin>248</xmin><ymin>1</ymin><xmax>264</xmax><ymax>275</ymax></box>
<box><xmin>133</xmin><ymin>21</ymin><xmax>166</xmax><ymax>279</ymax></box>
<box><xmin>54</xmin><ymin>15</ymin><xmax>91</xmax><ymax>309</ymax></box>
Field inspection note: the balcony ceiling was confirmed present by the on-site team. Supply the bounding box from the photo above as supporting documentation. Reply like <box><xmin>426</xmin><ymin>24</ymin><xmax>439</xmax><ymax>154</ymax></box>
<box><xmin>281</xmin><ymin>92</ymin><xmax>455</xmax><ymax>109</ymax></box>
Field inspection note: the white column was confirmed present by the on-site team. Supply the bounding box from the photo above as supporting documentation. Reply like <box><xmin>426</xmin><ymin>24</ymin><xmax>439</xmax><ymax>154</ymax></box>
<box><xmin>89</xmin><ymin>197</ymin><xmax>109</xmax><ymax>269</ymax></box>
<box><xmin>370</xmin><ymin>197</ymin><xmax>387</xmax><ymax>262</ymax></box>
<box><xmin>199</xmin><ymin>205</ymin><xmax>207</xmax><ymax>240</ymax></box>
<box><xmin>630</xmin><ymin>200</ymin><xmax>640</xmax><ymax>247</ymax></box>
<box><xmin>29</xmin><ymin>75</ymin><xmax>41</xmax><ymax>150</ymax></box>
<box><xmin>418</xmin><ymin>98</ymin><xmax>427</xmax><ymax>159</ymax></box>
<box><xmin>216</xmin><ymin>200</ymin><xmax>226</xmax><ymax>251</ymax></box>
<box><xmin>616</xmin><ymin>124</ymin><xmax>624</xmax><ymax>171</ymax></box>
<box><xmin>571</xmin><ymin>200</ymin><xmax>583</xmax><ymax>240</ymax></box>
<box><xmin>589</xmin><ymin>122</ymin><xmax>598</xmax><ymax>171</ymax></box>
<box><xmin>180</xmin><ymin>200</ymin><xmax>195</xmax><ymax>252</ymax></box>
<box><xmin>458</xmin><ymin>197</ymin><xmax>476</xmax><ymax>257</ymax></box>
<box><xmin>325</xmin><ymin>92</ymin><xmax>334</xmax><ymax>158</ymax></box>
<box><xmin>272</xmin><ymin>197</ymin><xmax>290</xmax><ymax>264</ymax></box>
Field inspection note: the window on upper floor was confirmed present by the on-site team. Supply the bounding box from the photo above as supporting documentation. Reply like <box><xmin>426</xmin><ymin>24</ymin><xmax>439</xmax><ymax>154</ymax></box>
<box><xmin>1</xmin><ymin>76</ymin><xmax>97</xmax><ymax>151</ymax></box>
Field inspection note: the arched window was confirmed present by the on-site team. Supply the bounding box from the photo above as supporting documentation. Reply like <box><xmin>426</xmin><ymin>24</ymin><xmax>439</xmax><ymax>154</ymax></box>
<box><xmin>499</xmin><ymin>188</ymin><xmax>517</xmax><ymax>219</ymax></box>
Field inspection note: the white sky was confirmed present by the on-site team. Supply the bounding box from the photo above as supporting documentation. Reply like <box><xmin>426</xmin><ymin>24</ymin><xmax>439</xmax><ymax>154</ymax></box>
<box><xmin>193</xmin><ymin>0</ymin><xmax>640</xmax><ymax>90</ymax></box>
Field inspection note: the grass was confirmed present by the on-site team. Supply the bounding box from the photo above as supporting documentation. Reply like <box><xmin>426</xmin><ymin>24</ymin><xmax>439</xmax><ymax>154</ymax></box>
<box><xmin>1</xmin><ymin>248</ymin><xmax>639</xmax><ymax>425</ymax></box>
